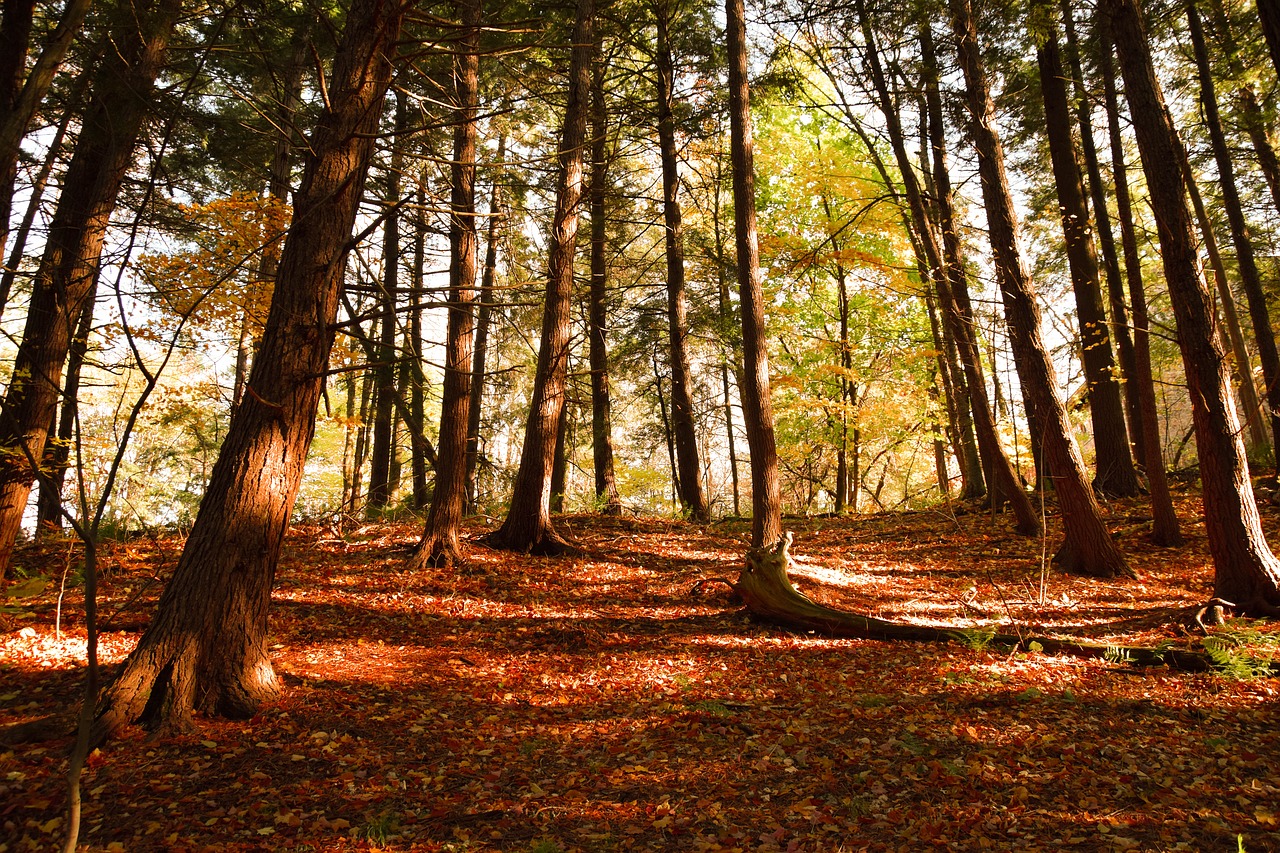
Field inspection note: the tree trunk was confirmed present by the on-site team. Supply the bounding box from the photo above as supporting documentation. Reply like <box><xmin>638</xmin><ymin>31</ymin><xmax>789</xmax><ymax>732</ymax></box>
<box><xmin>413</xmin><ymin>0</ymin><xmax>481</xmax><ymax>567</ymax></box>
<box><xmin>588</xmin><ymin>46</ymin><xmax>622</xmax><ymax>516</ymax></box>
<box><xmin>367</xmin><ymin>92</ymin><xmax>408</xmax><ymax>514</ymax></box>
<box><xmin>1098</xmin><ymin>11</ymin><xmax>1183</xmax><ymax>546</ymax></box>
<box><xmin>655</xmin><ymin>0</ymin><xmax>708</xmax><ymax>522</ymax></box>
<box><xmin>94</xmin><ymin>0</ymin><xmax>406</xmax><ymax>737</ymax></box>
<box><xmin>1106</xmin><ymin>0</ymin><xmax>1280</xmax><ymax>614</ymax></box>
<box><xmin>466</xmin><ymin>144</ymin><xmax>503</xmax><ymax>515</ymax></box>
<box><xmin>410</xmin><ymin>175</ymin><xmax>430</xmax><ymax>510</ymax></box>
<box><xmin>1259</xmin><ymin>0</ymin><xmax>1280</xmax><ymax>79</ymax></box>
<box><xmin>950</xmin><ymin>0</ymin><xmax>1131</xmax><ymax>579</ymax></box>
<box><xmin>1059</xmin><ymin>0</ymin><xmax>1146</xmax><ymax>467</ymax></box>
<box><xmin>1187</xmin><ymin>0</ymin><xmax>1280</xmax><ymax>473</ymax></box>
<box><xmin>0</xmin><ymin>0</ymin><xmax>91</xmax><ymax>257</ymax></box>
<box><xmin>481</xmin><ymin>0</ymin><xmax>593</xmax><ymax>555</ymax></box>
<box><xmin>726</xmin><ymin>0</ymin><xmax>781</xmax><ymax>547</ymax></box>
<box><xmin>1036</xmin><ymin>19</ymin><xmax>1138</xmax><ymax>497</ymax></box>
<box><xmin>712</xmin><ymin>168</ymin><xmax>741</xmax><ymax>517</ymax></box>
<box><xmin>0</xmin><ymin>0</ymin><xmax>183</xmax><ymax>578</ymax></box>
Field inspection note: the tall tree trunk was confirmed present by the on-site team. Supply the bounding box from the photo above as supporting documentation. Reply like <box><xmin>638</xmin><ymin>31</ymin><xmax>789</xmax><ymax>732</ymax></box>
<box><xmin>551</xmin><ymin>397</ymin><xmax>570</xmax><ymax>514</ymax></box>
<box><xmin>410</xmin><ymin>174</ymin><xmax>429</xmax><ymax>509</ymax></box>
<box><xmin>871</xmin><ymin>16</ymin><xmax>1038</xmax><ymax>532</ymax></box>
<box><xmin>367</xmin><ymin>92</ymin><xmax>409</xmax><ymax>513</ymax></box>
<box><xmin>712</xmin><ymin>162</ymin><xmax>740</xmax><ymax>516</ymax></box>
<box><xmin>413</xmin><ymin>0</ymin><xmax>481</xmax><ymax>567</ymax></box>
<box><xmin>0</xmin><ymin>0</ymin><xmax>183</xmax><ymax>578</ymax></box>
<box><xmin>1098</xmin><ymin>10</ymin><xmax>1183</xmax><ymax>546</ymax></box>
<box><xmin>1036</xmin><ymin>16</ymin><xmax>1139</xmax><ymax>497</ymax></box>
<box><xmin>466</xmin><ymin>137</ymin><xmax>504</xmax><ymax>514</ymax></box>
<box><xmin>655</xmin><ymin>0</ymin><xmax>708</xmax><ymax>521</ymax></box>
<box><xmin>95</xmin><ymin>0</ymin><xmax>407</xmax><ymax>736</ymax></box>
<box><xmin>1187</xmin><ymin>0</ymin><xmax>1280</xmax><ymax>471</ymax></box>
<box><xmin>1259</xmin><ymin>0</ymin><xmax>1280</xmax><ymax>79</ymax></box>
<box><xmin>1059</xmin><ymin>0</ymin><xmax>1146</xmax><ymax>467</ymax></box>
<box><xmin>950</xmin><ymin>0</ymin><xmax>1131</xmax><ymax>578</ymax></box>
<box><xmin>588</xmin><ymin>46</ymin><xmax>622</xmax><ymax>515</ymax></box>
<box><xmin>0</xmin><ymin>0</ymin><xmax>91</xmax><ymax>258</ymax></box>
<box><xmin>481</xmin><ymin>0</ymin><xmax>593</xmax><ymax>555</ymax></box>
<box><xmin>726</xmin><ymin>0</ymin><xmax>781</xmax><ymax>547</ymax></box>
<box><xmin>1105</xmin><ymin>0</ymin><xmax>1280</xmax><ymax>614</ymax></box>
<box><xmin>654</xmin><ymin>349</ymin><xmax>679</xmax><ymax>508</ymax></box>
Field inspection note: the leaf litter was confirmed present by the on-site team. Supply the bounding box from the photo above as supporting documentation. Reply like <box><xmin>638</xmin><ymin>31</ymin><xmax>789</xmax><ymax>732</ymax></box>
<box><xmin>1</xmin><ymin>491</ymin><xmax>1278</xmax><ymax>851</ymax></box>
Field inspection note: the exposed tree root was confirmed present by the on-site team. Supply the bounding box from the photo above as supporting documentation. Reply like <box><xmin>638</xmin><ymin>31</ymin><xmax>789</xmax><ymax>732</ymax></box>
<box><xmin>708</xmin><ymin>533</ymin><xmax>1276</xmax><ymax>676</ymax></box>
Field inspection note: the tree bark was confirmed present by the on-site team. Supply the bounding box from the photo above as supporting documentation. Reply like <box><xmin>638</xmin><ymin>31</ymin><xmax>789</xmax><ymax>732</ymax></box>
<box><xmin>0</xmin><ymin>0</ymin><xmax>183</xmax><ymax>578</ymax></box>
<box><xmin>726</xmin><ymin>0</ymin><xmax>781</xmax><ymax>547</ymax></box>
<box><xmin>413</xmin><ymin>0</ymin><xmax>481</xmax><ymax>567</ymax></box>
<box><xmin>950</xmin><ymin>0</ymin><xmax>1131</xmax><ymax>578</ymax></box>
<box><xmin>655</xmin><ymin>0</ymin><xmax>708</xmax><ymax>521</ymax></box>
<box><xmin>481</xmin><ymin>0</ymin><xmax>593</xmax><ymax>555</ymax></box>
<box><xmin>1098</xmin><ymin>11</ymin><xmax>1183</xmax><ymax>546</ymax></box>
<box><xmin>1259</xmin><ymin>0</ymin><xmax>1280</xmax><ymax>79</ymax></box>
<box><xmin>410</xmin><ymin>174</ymin><xmax>430</xmax><ymax>510</ymax></box>
<box><xmin>95</xmin><ymin>0</ymin><xmax>407</xmax><ymax>736</ymax></box>
<box><xmin>466</xmin><ymin>138</ymin><xmax>504</xmax><ymax>515</ymax></box>
<box><xmin>588</xmin><ymin>45</ymin><xmax>622</xmax><ymax>515</ymax></box>
<box><xmin>1187</xmin><ymin>0</ymin><xmax>1280</xmax><ymax>472</ymax></box>
<box><xmin>1036</xmin><ymin>18</ymin><xmax>1138</xmax><ymax>497</ymax></box>
<box><xmin>1105</xmin><ymin>0</ymin><xmax>1280</xmax><ymax>614</ymax></box>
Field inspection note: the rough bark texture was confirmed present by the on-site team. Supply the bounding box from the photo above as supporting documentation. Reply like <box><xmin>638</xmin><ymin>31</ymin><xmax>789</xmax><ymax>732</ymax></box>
<box><xmin>1260</xmin><ymin>0</ymin><xmax>1280</xmax><ymax>79</ymax></box>
<box><xmin>95</xmin><ymin>0</ymin><xmax>406</xmax><ymax>737</ymax></box>
<box><xmin>481</xmin><ymin>0</ymin><xmax>593</xmax><ymax>555</ymax></box>
<box><xmin>655</xmin><ymin>1</ymin><xmax>708</xmax><ymax>522</ymax></box>
<box><xmin>726</xmin><ymin>0</ymin><xmax>782</xmax><ymax>547</ymax></box>
<box><xmin>413</xmin><ymin>0</ymin><xmax>481</xmax><ymax>568</ymax></box>
<box><xmin>1106</xmin><ymin>0</ymin><xmax>1280</xmax><ymax>614</ymax></box>
<box><xmin>1187</xmin><ymin>1</ymin><xmax>1280</xmax><ymax>471</ymax></box>
<box><xmin>0</xmin><ymin>0</ymin><xmax>183</xmax><ymax>578</ymax></box>
<box><xmin>1098</xmin><ymin>13</ymin><xmax>1183</xmax><ymax>546</ymax></box>
<box><xmin>1036</xmin><ymin>21</ymin><xmax>1138</xmax><ymax>497</ymax></box>
<box><xmin>588</xmin><ymin>48</ymin><xmax>622</xmax><ymax>516</ymax></box>
<box><xmin>950</xmin><ymin>0</ymin><xmax>1131</xmax><ymax>579</ymax></box>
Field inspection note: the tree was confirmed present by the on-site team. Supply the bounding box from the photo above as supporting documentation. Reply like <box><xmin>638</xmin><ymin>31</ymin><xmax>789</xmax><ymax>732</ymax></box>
<box><xmin>413</xmin><ymin>0</ymin><xmax>482</xmax><ymax>567</ymax></box>
<box><xmin>1104</xmin><ymin>0</ymin><xmax>1280</xmax><ymax>615</ymax></box>
<box><xmin>481</xmin><ymin>0</ymin><xmax>593</xmax><ymax>555</ymax></box>
<box><xmin>949</xmin><ymin>0</ymin><xmax>1131</xmax><ymax>578</ymax></box>
<box><xmin>94</xmin><ymin>0</ymin><xmax>408</xmax><ymax>736</ymax></box>
<box><xmin>0</xmin><ymin>0</ymin><xmax>184</xmax><ymax>578</ymax></box>
<box><xmin>726</xmin><ymin>0</ymin><xmax>780</xmax><ymax>547</ymax></box>
<box><xmin>654</xmin><ymin>0</ymin><xmax>709</xmax><ymax>521</ymax></box>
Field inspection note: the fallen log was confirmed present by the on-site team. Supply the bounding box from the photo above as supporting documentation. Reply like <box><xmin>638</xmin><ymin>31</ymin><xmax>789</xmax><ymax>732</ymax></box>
<box><xmin>714</xmin><ymin>533</ymin><xmax>1275</xmax><ymax>676</ymax></box>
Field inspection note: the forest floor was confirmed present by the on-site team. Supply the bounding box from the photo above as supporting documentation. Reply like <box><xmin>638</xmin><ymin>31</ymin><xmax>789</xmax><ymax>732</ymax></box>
<box><xmin>2</xmin><ymin>488</ymin><xmax>1279</xmax><ymax>852</ymax></box>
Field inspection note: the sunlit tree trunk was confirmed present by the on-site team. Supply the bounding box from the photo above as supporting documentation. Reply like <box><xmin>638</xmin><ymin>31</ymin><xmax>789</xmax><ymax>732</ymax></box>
<box><xmin>655</xmin><ymin>0</ymin><xmax>708</xmax><ymax>521</ymax></box>
<box><xmin>1106</xmin><ymin>0</ymin><xmax>1280</xmax><ymax>614</ymax></box>
<box><xmin>726</xmin><ymin>0</ymin><xmax>781</xmax><ymax>546</ymax></box>
<box><xmin>588</xmin><ymin>46</ymin><xmax>622</xmax><ymax>515</ymax></box>
<box><xmin>481</xmin><ymin>0</ymin><xmax>592</xmax><ymax>555</ymax></box>
<box><xmin>950</xmin><ymin>0</ymin><xmax>1130</xmax><ymax>578</ymax></box>
<box><xmin>1059</xmin><ymin>1</ymin><xmax>1145</xmax><ymax>467</ymax></box>
<box><xmin>1036</xmin><ymin>16</ymin><xmax>1138</xmax><ymax>497</ymax></box>
<box><xmin>1098</xmin><ymin>12</ymin><xmax>1183</xmax><ymax>546</ymax></box>
<box><xmin>95</xmin><ymin>0</ymin><xmax>407</xmax><ymax>736</ymax></box>
<box><xmin>1187</xmin><ymin>1</ymin><xmax>1280</xmax><ymax>471</ymax></box>
<box><xmin>413</xmin><ymin>0</ymin><xmax>481</xmax><ymax>567</ymax></box>
<box><xmin>0</xmin><ymin>0</ymin><xmax>183</xmax><ymax>578</ymax></box>
<box><xmin>367</xmin><ymin>92</ymin><xmax>409</xmax><ymax>513</ymax></box>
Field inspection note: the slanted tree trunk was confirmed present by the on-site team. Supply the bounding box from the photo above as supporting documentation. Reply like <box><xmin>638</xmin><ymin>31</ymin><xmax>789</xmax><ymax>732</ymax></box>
<box><xmin>413</xmin><ymin>0</ymin><xmax>481</xmax><ymax>567</ymax></box>
<box><xmin>655</xmin><ymin>0</ymin><xmax>708</xmax><ymax>521</ymax></box>
<box><xmin>1059</xmin><ymin>0</ymin><xmax>1146</xmax><ymax>467</ymax></box>
<box><xmin>588</xmin><ymin>45</ymin><xmax>622</xmax><ymax>515</ymax></box>
<box><xmin>726</xmin><ymin>0</ymin><xmax>781</xmax><ymax>547</ymax></box>
<box><xmin>367</xmin><ymin>92</ymin><xmax>409</xmax><ymax>514</ymax></box>
<box><xmin>0</xmin><ymin>0</ymin><xmax>90</xmax><ymax>257</ymax></box>
<box><xmin>94</xmin><ymin>0</ymin><xmax>406</xmax><ymax>737</ymax></box>
<box><xmin>0</xmin><ymin>0</ymin><xmax>183</xmax><ymax>578</ymax></box>
<box><xmin>1098</xmin><ymin>11</ymin><xmax>1183</xmax><ymax>546</ymax></box>
<box><xmin>950</xmin><ymin>0</ymin><xmax>1131</xmax><ymax>578</ymax></box>
<box><xmin>466</xmin><ymin>134</ymin><xmax>505</xmax><ymax>514</ymax></box>
<box><xmin>1259</xmin><ymin>0</ymin><xmax>1280</xmax><ymax>79</ymax></box>
<box><xmin>1187</xmin><ymin>0</ymin><xmax>1280</xmax><ymax>472</ymax></box>
<box><xmin>1106</xmin><ymin>0</ymin><xmax>1280</xmax><ymax>615</ymax></box>
<box><xmin>481</xmin><ymin>0</ymin><xmax>592</xmax><ymax>555</ymax></box>
<box><xmin>1036</xmin><ymin>16</ymin><xmax>1138</xmax><ymax>497</ymax></box>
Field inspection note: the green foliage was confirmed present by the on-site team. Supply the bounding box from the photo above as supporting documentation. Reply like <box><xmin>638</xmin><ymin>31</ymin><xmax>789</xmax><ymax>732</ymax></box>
<box><xmin>1201</xmin><ymin>622</ymin><xmax>1280</xmax><ymax>680</ymax></box>
<box><xmin>357</xmin><ymin>811</ymin><xmax>398</xmax><ymax>844</ymax></box>
<box><xmin>957</xmin><ymin>626</ymin><xmax>998</xmax><ymax>651</ymax></box>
